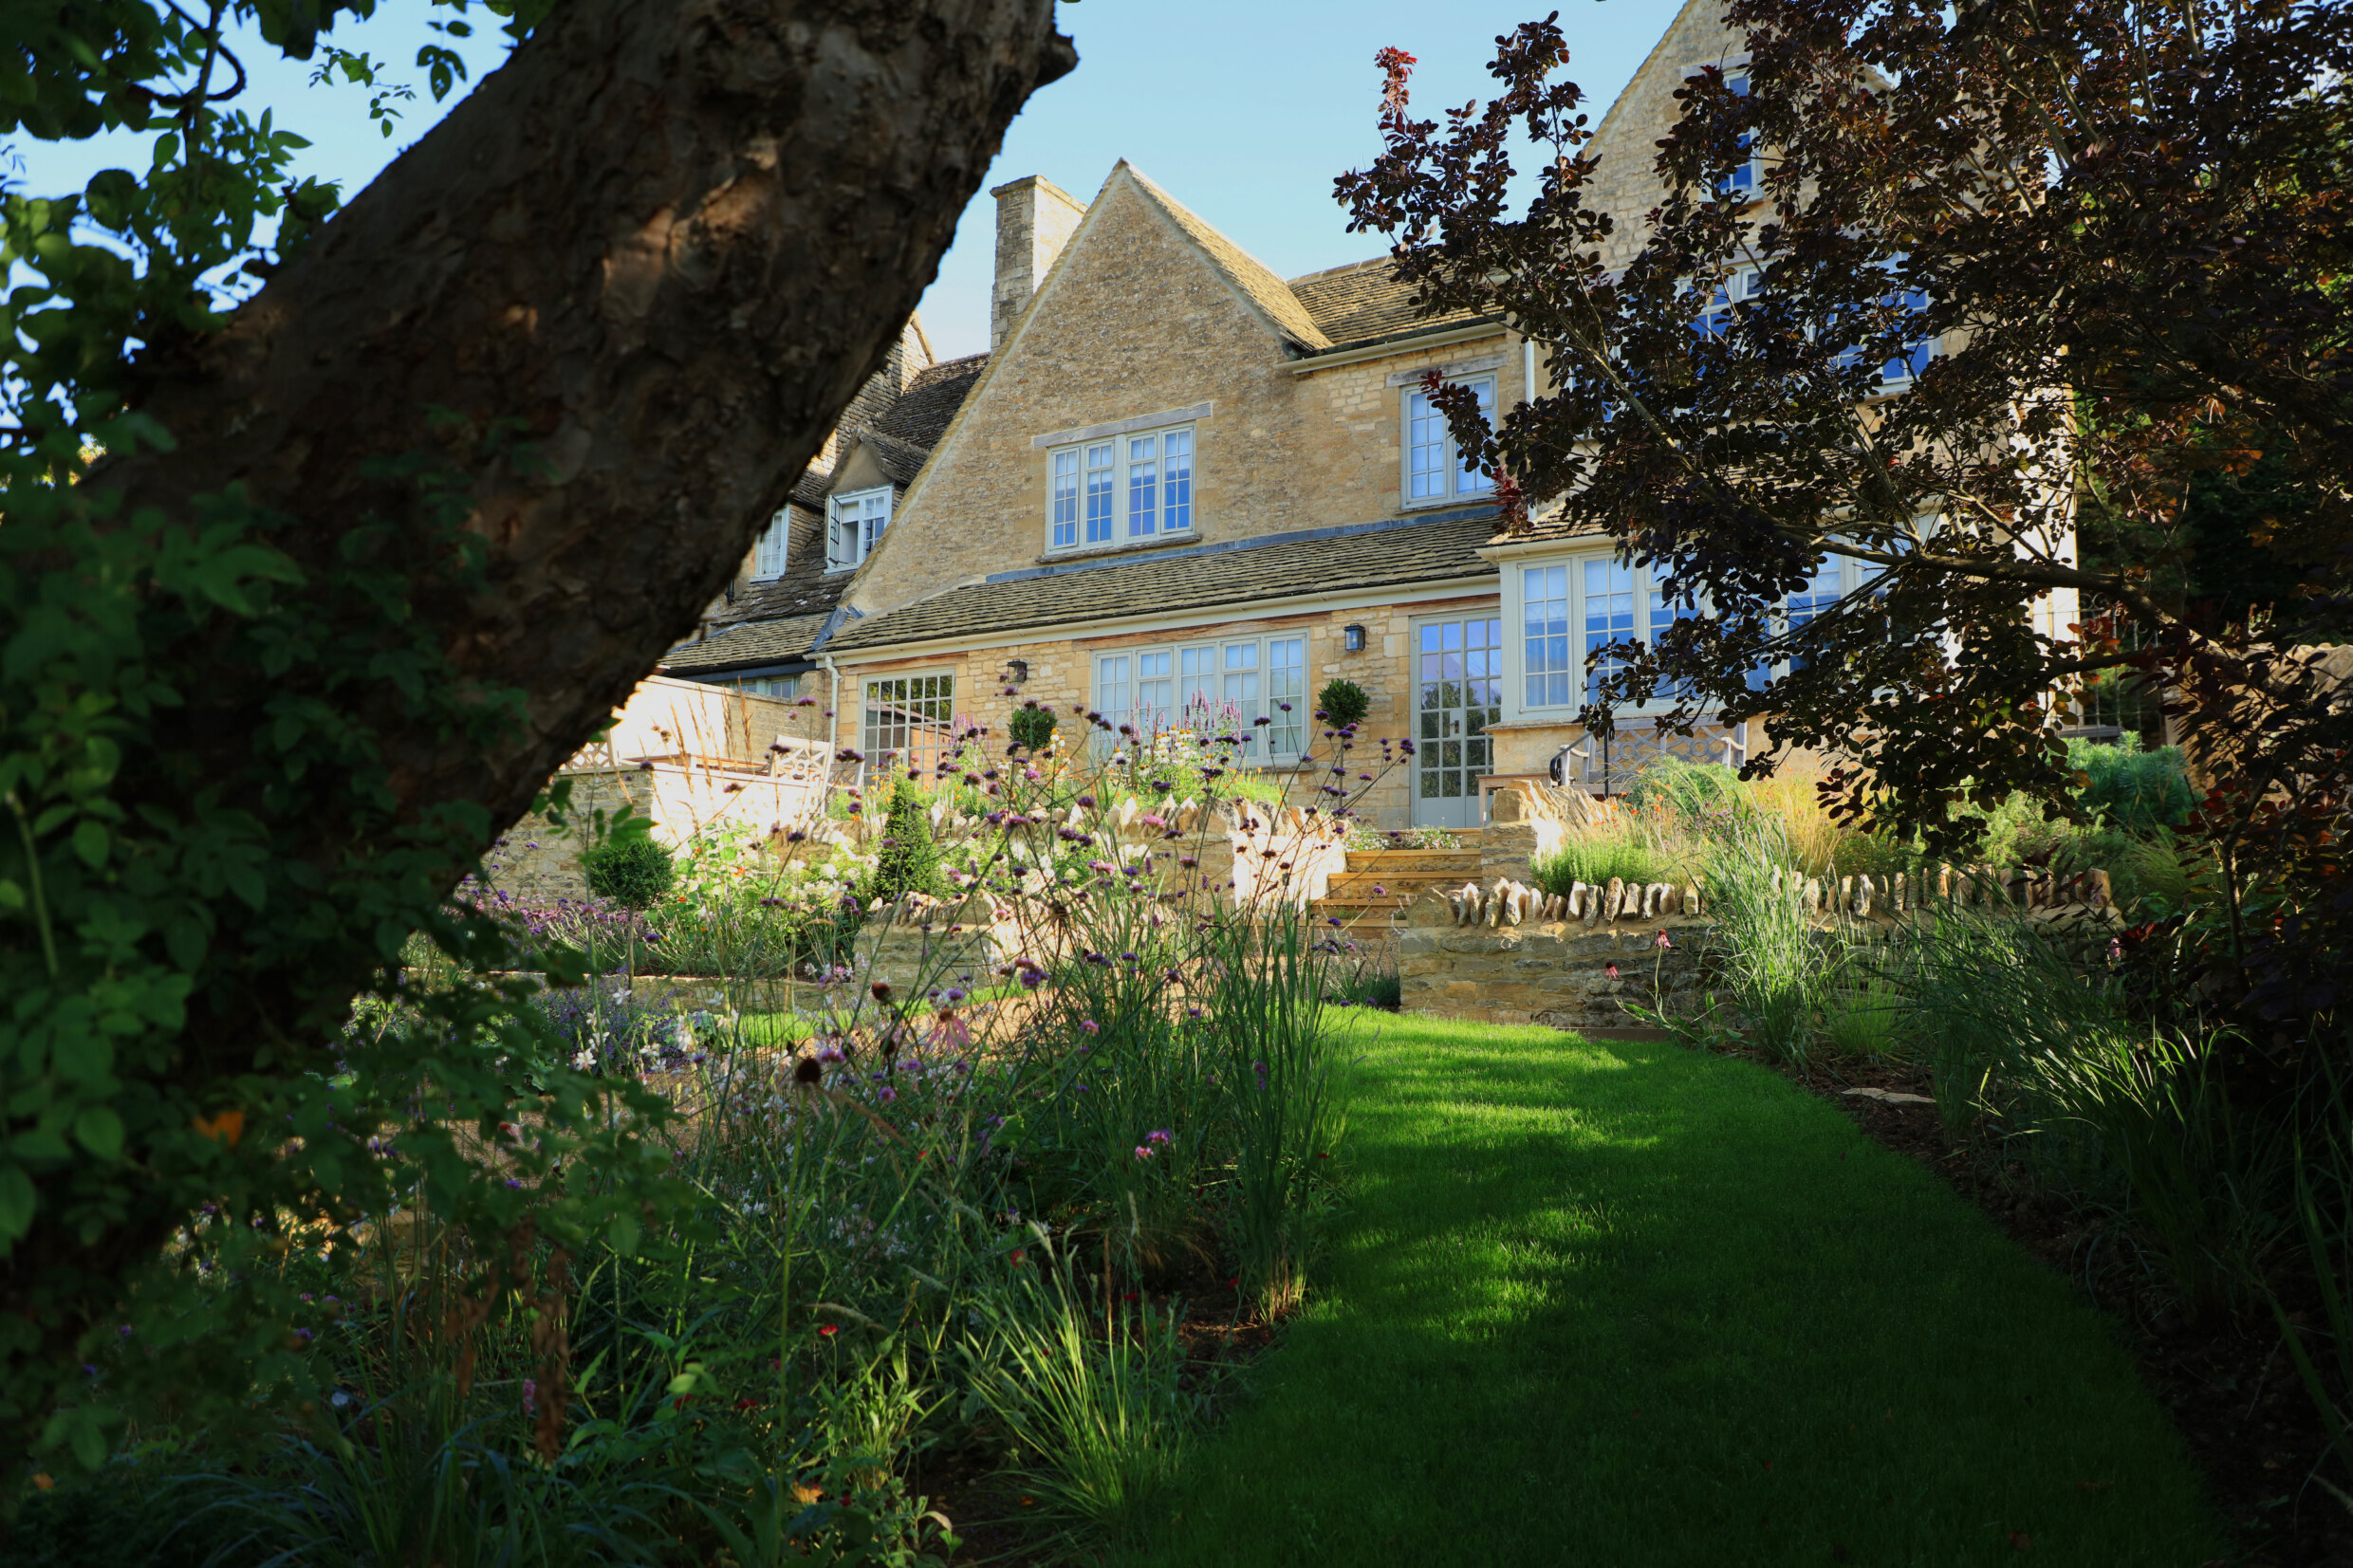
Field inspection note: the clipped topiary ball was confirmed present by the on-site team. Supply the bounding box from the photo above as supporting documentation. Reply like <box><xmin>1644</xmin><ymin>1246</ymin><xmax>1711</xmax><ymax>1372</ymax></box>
<box><xmin>1317</xmin><ymin>677</ymin><xmax>1371</xmax><ymax>731</ymax></box>
<box><xmin>1008</xmin><ymin>704</ymin><xmax>1058</xmax><ymax>754</ymax></box>
<box><xmin>583</xmin><ymin>834</ymin><xmax>676</xmax><ymax>911</ymax></box>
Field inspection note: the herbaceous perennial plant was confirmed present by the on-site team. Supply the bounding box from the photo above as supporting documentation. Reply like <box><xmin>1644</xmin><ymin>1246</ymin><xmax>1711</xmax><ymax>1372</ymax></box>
<box><xmin>17</xmin><ymin>699</ymin><xmax>1402</xmax><ymax>1565</ymax></box>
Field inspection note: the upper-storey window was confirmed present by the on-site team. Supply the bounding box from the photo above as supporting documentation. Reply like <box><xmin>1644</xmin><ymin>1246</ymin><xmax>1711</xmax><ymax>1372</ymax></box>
<box><xmin>1716</xmin><ymin>67</ymin><xmax>1763</xmax><ymax>199</ymax></box>
<box><xmin>827</xmin><ymin>487</ymin><xmax>891</xmax><ymax>572</ymax></box>
<box><xmin>1049</xmin><ymin>424</ymin><xmax>1194</xmax><ymax>550</ymax></box>
<box><xmin>1695</xmin><ymin>265</ymin><xmax>1764</xmax><ymax>340</ymax></box>
<box><xmin>1404</xmin><ymin>375</ymin><xmax>1495</xmax><ymax>506</ymax></box>
<box><xmin>751</xmin><ymin>507</ymin><xmax>790</xmax><ymax>581</ymax></box>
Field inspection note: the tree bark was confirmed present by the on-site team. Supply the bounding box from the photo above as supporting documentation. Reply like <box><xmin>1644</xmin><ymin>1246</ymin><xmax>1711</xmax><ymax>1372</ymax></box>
<box><xmin>99</xmin><ymin>0</ymin><xmax>1072</xmax><ymax>849</ymax></box>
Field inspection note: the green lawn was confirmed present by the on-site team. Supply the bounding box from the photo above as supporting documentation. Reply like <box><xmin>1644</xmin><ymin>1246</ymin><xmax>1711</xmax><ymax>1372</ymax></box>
<box><xmin>1121</xmin><ymin>1016</ymin><xmax>2222</xmax><ymax>1567</ymax></box>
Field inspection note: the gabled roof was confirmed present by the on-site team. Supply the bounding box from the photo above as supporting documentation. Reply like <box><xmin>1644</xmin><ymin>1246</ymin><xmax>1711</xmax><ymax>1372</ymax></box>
<box><xmin>871</xmin><ymin>353</ymin><xmax>987</xmax><ymax>448</ymax></box>
<box><xmin>1288</xmin><ymin>257</ymin><xmax>1496</xmax><ymax>352</ymax></box>
<box><xmin>826</xmin><ymin>510</ymin><xmax>1499</xmax><ymax>655</ymax></box>
<box><xmin>1121</xmin><ymin>165</ymin><xmax>1335</xmax><ymax>353</ymax></box>
<box><xmin>858</xmin><ymin>429</ymin><xmax>933</xmax><ymax>488</ymax></box>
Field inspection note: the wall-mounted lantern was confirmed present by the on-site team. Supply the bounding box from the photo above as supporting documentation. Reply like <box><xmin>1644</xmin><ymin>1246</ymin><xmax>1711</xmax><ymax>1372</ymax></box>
<box><xmin>1004</xmin><ymin>658</ymin><xmax>1030</xmax><ymax>686</ymax></box>
<box><xmin>1343</xmin><ymin>623</ymin><xmax>1367</xmax><ymax>653</ymax></box>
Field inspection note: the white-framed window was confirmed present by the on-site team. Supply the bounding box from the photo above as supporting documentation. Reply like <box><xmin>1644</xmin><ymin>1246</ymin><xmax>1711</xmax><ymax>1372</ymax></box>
<box><xmin>751</xmin><ymin>507</ymin><xmax>790</xmax><ymax>581</ymax></box>
<box><xmin>739</xmin><ymin>674</ymin><xmax>800</xmax><ymax>700</ymax></box>
<box><xmin>1092</xmin><ymin>633</ymin><xmax>1309</xmax><ymax>762</ymax></box>
<box><xmin>861</xmin><ymin>673</ymin><xmax>955</xmax><ymax>773</ymax></box>
<box><xmin>1047</xmin><ymin>424</ymin><xmax>1194</xmax><ymax>549</ymax></box>
<box><xmin>1715</xmin><ymin>66</ymin><xmax>1763</xmax><ymax>199</ymax></box>
<box><xmin>1842</xmin><ymin>253</ymin><xmax>1936</xmax><ymax>390</ymax></box>
<box><xmin>1522</xmin><ymin>563</ymin><xmax>1576</xmax><ymax>710</ymax></box>
<box><xmin>827</xmin><ymin>487</ymin><xmax>892</xmax><ymax>572</ymax></box>
<box><xmin>1512</xmin><ymin>552</ymin><xmax>1864</xmax><ymax>714</ymax></box>
<box><xmin>1695</xmin><ymin>264</ymin><xmax>1764</xmax><ymax>341</ymax></box>
<box><xmin>1404</xmin><ymin>375</ymin><xmax>1496</xmax><ymax>506</ymax></box>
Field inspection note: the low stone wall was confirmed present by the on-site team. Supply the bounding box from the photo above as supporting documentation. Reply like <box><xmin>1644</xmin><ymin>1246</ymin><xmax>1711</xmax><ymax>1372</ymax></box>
<box><xmin>855</xmin><ymin>905</ymin><xmax>1042</xmax><ymax>999</ymax></box>
<box><xmin>1399</xmin><ymin>895</ymin><xmax>1714</xmax><ymax>1031</ymax></box>
<box><xmin>1479</xmin><ymin>781</ymin><xmax>1619</xmax><ymax>883</ymax></box>
<box><xmin>402</xmin><ymin>969</ymin><xmax>854</xmax><ymax>1017</ymax></box>
<box><xmin>494</xmin><ymin>763</ymin><xmax>829</xmax><ymax>901</ymax></box>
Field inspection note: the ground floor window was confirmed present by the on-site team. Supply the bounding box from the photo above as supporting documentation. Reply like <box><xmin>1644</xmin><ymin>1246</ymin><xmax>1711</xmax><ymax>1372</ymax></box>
<box><xmin>1515</xmin><ymin>551</ymin><xmax>1862</xmax><ymax>712</ymax></box>
<box><xmin>862</xmin><ymin>673</ymin><xmax>955</xmax><ymax>774</ymax></box>
<box><xmin>1092</xmin><ymin>633</ymin><xmax>1308</xmax><ymax>763</ymax></box>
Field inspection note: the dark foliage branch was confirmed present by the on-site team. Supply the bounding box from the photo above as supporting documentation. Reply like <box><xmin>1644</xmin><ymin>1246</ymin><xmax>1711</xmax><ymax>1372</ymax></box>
<box><xmin>1335</xmin><ymin>0</ymin><xmax>2352</xmax><ymax>843</ymax></box>
<box><xmin>0</xmin><ymin>0</ymin><xmax>1072</xmax><ymax>1472</ymax></box>
<box><xmin>1336</xmin><ymin>1</ymin><xmax>2353</xmax><ymax>1026</ymax></box>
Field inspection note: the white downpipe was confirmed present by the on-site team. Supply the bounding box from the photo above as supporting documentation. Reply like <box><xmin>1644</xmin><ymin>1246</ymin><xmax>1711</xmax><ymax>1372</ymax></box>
<box><xmin>819</xmin><ymin>653</ymin><xmax>854</xmax><ymax>791</ymax></box>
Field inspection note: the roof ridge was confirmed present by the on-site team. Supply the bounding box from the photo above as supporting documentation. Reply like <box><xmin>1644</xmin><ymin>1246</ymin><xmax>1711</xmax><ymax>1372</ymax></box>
<box><xmin>1116</xmin><ymin>162</ymin><xmax>1334</xmax><ymax>351</ymax></box>
<box><xmin>907</xmin><ymin>351</ymin><xmax>989</xmax><ymax>380</ymax></box>
<box><xmin>1586</xmin><ymin>0</ymin><xmax>1716</xmax><ymax>163</ymax></box>
<box><xmin>1285</xmin><ymin>255</ymin><xmax>1396</xmax><ymax>286</ymax></box>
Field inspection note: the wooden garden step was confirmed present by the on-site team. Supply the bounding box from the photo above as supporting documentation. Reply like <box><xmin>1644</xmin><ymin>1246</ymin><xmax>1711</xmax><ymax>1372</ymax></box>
<box><xmin>1340</xmin><ymin>848</ymin><xmax>1481</xmax><ymax>874</ymax></box>
<box><xmin>1323</xmin><ymin>870</ymin><xmax>1466</xmax><ymax>899</ymax></box>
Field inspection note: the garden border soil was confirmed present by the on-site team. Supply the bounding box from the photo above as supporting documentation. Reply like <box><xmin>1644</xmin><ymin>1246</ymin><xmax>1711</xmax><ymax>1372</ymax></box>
<box><xmin>1782</xmin><ymin>1050</ymin><xmax>2350</xmax><ymax>1568</ymax></box>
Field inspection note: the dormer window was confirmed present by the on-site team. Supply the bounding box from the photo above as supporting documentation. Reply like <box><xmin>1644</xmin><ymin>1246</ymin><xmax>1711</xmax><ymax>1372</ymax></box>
<box><xmin>1403</xmin><ymin>375</ymin><xmax>1495</xmax><ymax>506</ymax></box>
<box><xmin>1048</xmin><ymin>424</ymin><xmax>1193</xmax><ymax>550</ymax></box>
<box><xmin>750</xmin><ymin>507</ymin><xmax>790</xmax><ymax>581</ymax></box>
<box><xmin>827</xmin><ymin>487</ymin><xmax>891</xmax><ymax>572</ymax></box>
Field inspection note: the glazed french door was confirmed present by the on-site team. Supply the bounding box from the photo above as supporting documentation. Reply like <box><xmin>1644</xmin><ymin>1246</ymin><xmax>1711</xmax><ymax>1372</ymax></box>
<box><xmin>1412</xmin><ymin>615</ymin><xmax>1503</xmax><ymax>828</ymax></box>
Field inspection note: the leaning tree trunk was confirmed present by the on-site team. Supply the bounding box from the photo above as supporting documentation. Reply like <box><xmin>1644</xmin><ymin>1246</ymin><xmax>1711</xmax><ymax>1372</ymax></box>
<box><xmin>23</xmin><ymin>0</ymin><xmax>1068</xmax><ymax>1396</ymax></box>
<box><xmin>102</xmin><ymin>0</ymin><xmax>1070</xmax><ymax>805</ymax></box>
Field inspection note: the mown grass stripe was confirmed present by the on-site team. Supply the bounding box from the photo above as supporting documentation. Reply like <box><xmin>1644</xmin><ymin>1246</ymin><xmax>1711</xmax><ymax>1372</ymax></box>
<box><xmin>1121</xmin><ymin>1016</ymin><xmax>2221</xmax><ymax>1566</ymax></box>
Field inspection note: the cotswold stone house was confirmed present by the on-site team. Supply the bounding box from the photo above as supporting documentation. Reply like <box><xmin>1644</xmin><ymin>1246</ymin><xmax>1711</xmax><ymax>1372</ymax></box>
<box><xmin>676</xmin><ymin>0</ymin><xmax>2070</xmax><ymax>826</ymax></box>
<box><xmin>802</xmin><ymin>157</ymin><xmax>1525</xmax><ymax>832</ymax></box>
<box><xmin>658</xmin><ymin>317</ymin><xmax>988</xmax><ymax>701</ymax></box>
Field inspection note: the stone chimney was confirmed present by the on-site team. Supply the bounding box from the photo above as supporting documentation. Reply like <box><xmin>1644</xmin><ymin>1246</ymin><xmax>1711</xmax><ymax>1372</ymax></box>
<box><xmin>990</xmin><ymin>175</ymin><xmax>1086</xmax><ymax>353</ymax></box>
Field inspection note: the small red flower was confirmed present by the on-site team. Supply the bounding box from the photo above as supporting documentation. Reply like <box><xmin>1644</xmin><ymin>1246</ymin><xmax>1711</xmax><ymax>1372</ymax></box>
<box><xmin>818</xmin><ymin>1323</ymin><xmax>840</xmax><ymax>1338</ymax></box>
<box><xmin>1605</xmin><ymin>962</ymin><xmax>1621</xmax><ymax>980</ymax></box>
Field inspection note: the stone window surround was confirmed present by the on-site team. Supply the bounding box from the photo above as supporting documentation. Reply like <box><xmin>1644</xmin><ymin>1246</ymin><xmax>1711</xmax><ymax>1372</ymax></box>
<box><xmin>1037</xmin><ymin>405</ymin><xmax>1205</xmax><ymax>557</ymax></box>
<box><xmin>1683</xmin><ymin>51</ymin><xmax>1764</xmax><ymax>208</ymax></box>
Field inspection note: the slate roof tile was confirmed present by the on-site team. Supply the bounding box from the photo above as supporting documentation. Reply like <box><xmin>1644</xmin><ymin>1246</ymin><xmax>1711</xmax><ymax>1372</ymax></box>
<box><xmin>660</xmin><ymin>613</ymin><xmax>834</xmax><ymax>675</ymax></box>
<box><xmin>1288</xmin><ymin>257</ymin><xmax>1498</xmax><ymax>352</ymax></box>
<box><xmin>871</xmin><ymin>353</ymin><xmax>987</xmax><ymax>449</ymax></box>
<box><xmin>826</xmin><ymin>511</ymin><xmax>1499</xmax><ymax>654</ymax></box>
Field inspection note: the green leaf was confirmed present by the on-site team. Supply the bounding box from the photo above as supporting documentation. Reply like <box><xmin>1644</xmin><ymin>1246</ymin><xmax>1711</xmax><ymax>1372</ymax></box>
<box><xmin>0</xmin><ymin>1164</ymin><xmax>35</xmax><ymax>1244</ymax></box>
<box><xmin>72</xmin><ymin>819</ymin><xmax>108</xmax><ymax>869</ymax></box>
<box><xmin>73</xmin><ymin>1107</ymin><xmax>124</xmax><ymax>1161</ymax></box>
<box><xmin>0</xmin><ymin>879</ymin><xmax>24</xmax><ymax>911</ymax></box>
<box><xmin>607</xmin><ymin>1210</ymin><xmax>640</xmax><ymax>1258</ymax></box>
<box><xmin>12</xmin><ymin>1127</ymin><xmax>71</xmax><ymax>1163</ymax></box>
<box><xmin>68</xmin><ymin>1411</ymin><xmax>105</xmax><ymax>1472</ymax></box>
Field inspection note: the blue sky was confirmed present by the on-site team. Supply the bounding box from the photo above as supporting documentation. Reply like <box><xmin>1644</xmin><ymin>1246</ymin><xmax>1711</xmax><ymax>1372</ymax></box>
<box><xmin>7</xmin><ymin>0</ymin><xmax>1672</xmax><ymax>360</ymax></box>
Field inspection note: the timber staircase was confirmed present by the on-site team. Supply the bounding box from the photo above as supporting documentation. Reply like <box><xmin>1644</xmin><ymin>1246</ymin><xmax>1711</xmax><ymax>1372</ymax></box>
<box><xmin>1310</xmin><ymin>832</ymin><xmax>1482</xmax><ymax>934</ymax></box>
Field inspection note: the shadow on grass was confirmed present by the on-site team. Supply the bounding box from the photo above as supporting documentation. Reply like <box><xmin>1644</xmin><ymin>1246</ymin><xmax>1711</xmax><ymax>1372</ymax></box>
<box><xmin>1118</xmin><ymin>1017</ymin><xmax>2222</xmax><ymax>1567</ymax></box>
